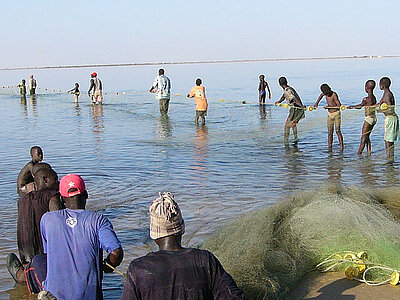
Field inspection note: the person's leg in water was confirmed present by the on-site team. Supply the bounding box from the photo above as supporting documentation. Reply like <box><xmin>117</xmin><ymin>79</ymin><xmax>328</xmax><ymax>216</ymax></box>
<box><xmin>358</xmin><ymin>121</ymin><xmax>374</xmax><ymax>155</ymax></box>
<box><xmin>335</xmin><ymin>114</ymin><xmax>344</xmax><ymax>151</ymax></box>
<box><xmin>284</xmin><ymin>118</ymin><xmax>291</xmax><ymax>144</ymax></box>
<box><xmin>327</xmin><ymin>117</ymin><xmax>334</xmax><ymax>151</ymax></box>
<box><xmin>386</xmin><ymin>141</ymin><xmax>395</xmax><ymax>160</ymax></box>
<box><xmin>159</xmin><ymin>99</ymin><xmax>170</xmax><ymax>115</ymax></box>
<box><xmin>195</xmin><ymin>111</ymin><xmax>199</xmax><ymax>125</ymax></box>
<box><xmin>201</xmin><ymin>114</ymin><xmax>206</xmax><ymax>126</ymax></box>
<box><xmin>259</xmin><ymin>91</ymin><xmax>266</xmax><ymax>104</ymax></box>
<box><xmin>291</xmin><ymin>122</ymin><xmax>298</xmax><ymax>144</ymax></box>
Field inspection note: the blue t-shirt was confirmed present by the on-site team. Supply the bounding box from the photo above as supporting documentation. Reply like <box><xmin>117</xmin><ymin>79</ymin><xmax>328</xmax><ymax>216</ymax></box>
<box><xmin>40</xmin><ymin>209</ymin><xmax>121</xmax><ymax>300</ymax></box>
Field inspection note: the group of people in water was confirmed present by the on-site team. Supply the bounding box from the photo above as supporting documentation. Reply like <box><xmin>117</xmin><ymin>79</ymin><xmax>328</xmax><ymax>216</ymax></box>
<box><xmin>8</xmin><ymin>146</ymin><xmax>244</xmax><ymax>299</ymax></box>
<box><xmin>266</xmin><ymin>76</ymin><xmax>399</xmax><ymax>159</ymax></box>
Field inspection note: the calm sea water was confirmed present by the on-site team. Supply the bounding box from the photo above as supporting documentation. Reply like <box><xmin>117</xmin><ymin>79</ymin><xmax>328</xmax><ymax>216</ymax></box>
<box><xmin>1</xmin><ymin>58</ymin><xmax>400</xmax><ymax>299</ymax></box>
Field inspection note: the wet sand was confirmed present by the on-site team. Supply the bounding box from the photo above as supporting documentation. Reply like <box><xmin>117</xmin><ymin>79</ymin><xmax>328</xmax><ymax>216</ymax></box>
<box><xmin>287</xmin><ymin>271</ymin><xmax>400</xmax><ymax>300</ymax></box>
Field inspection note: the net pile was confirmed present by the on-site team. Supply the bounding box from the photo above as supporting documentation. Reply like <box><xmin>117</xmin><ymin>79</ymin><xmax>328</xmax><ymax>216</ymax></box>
<box><xmin>202</xmin><ymin>185</ymin><xmax>400</xmax><ymax>299</ymax></box>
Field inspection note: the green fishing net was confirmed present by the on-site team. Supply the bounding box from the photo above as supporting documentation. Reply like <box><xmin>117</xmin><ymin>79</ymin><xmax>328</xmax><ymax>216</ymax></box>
<box><xmin>202</xmin><ymin>185</ymin><xmax>400</xmax><ymax>299</ymax></box>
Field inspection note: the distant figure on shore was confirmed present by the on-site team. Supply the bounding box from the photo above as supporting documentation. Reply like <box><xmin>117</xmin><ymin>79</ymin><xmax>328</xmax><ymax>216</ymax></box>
<box><xmin>348</xmin><ymin>80</ymin><xmax>377</xmax><ymax>155</ymax></box>
<box><xmin>17</xmin><ymin>146</ymin><xmax>43</xmax><ymax>196</ymax></box>
<box><xmin>18</xmin><ymin>79</ymin><xmax>27</xmax><ymax>96</ymax></box>
<box><xmin>16</xmin><ymin>167</ymin><xmax>62</xmax><ymax>264</ymax></box>
<box><xmin>377</xmin><ymin>77</ymin><xmax>399</xmax><ymax>160</ymax></box>
<box><xmin>69</xmin><ymin>82</ymin><xmax>80</xmax><ymax>103</ymax></box>
<box><xmin>275</xmin><ymin>77</ymin><xmax>305</xmax><ymax>145</ymax></box>
<box><xmin>258</xmin><ymin>74</ymin><xmax>271</xmax><ymax>104</ymax></box>
<box><xmin>88</xmin><ymin>72</ymin><xmax>103</xmax><ymax>105</ymax></box>
<box><xmin>313</xmin><ymin>84</ymin><xmax>344</xmax><ymax>151</ymax></box>
<box><xmin>150</xmin><ymin>69</ymin><xmax>171</xmax><ymax>115</ymax></box>
<box><xmin>187</xmin><ymin>78</ymin><xmax>208</xmax><ymax>126</ymax></box>
<box><xmin>29</xmin><ymin>75</ymin><xmax>37</xmax><ymax>95</ymax></box>
<box><xmin>121</xmin><ymin>192</ymin><xmax>244</xmax><ymax>300</ymax></box>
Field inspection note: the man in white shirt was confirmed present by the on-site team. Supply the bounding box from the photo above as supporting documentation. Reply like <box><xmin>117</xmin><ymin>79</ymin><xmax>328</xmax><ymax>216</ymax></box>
<box><xmin>150</xmin><ymin>69</ymin><xmax>171</xmax><ymax>115</ymax></box>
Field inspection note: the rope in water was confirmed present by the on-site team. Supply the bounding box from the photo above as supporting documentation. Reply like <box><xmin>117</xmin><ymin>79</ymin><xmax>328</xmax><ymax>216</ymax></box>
<box><xmin>316</xmin><ymin>251</ymin><xmax>400</xmax><ymax>286</ymax></box>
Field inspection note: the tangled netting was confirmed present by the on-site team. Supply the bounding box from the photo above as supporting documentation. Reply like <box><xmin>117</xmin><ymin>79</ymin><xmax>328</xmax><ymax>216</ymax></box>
<box><xmin>202</xmin><ymin>185</ymin><xmax>400</xmax><ymax>300</ymax></box>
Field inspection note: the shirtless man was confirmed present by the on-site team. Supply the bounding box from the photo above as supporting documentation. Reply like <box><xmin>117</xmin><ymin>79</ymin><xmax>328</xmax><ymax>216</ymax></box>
<box><xmin>258</xmin><ymin>75</ymin><xmax>271</xmax><ymax>104</ymax></box>
<box><xmin>17</xmin><ymin>146</ymin><xmax>43</xmax><ymax>196</ymax></box>
<box><xmin>348</xmin><ymin>80</ymin><xmax>377</xmax><ymax>155</ymax></box>
<box><xmin>377</xmin><ymin>77</ymin><xmax>399</xmax><ymax>160</ymax></box>
<box><xmin>314</xmin><ymin>84</ymin><xmax>344</xmax><ymax>151</ymax></box>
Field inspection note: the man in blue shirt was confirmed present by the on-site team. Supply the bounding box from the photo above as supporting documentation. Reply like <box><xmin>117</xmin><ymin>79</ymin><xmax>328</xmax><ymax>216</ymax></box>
<box><xmin>7</xmin><ymin>174</ymin><xmax>123</xmax><ymax>299</ymax></box>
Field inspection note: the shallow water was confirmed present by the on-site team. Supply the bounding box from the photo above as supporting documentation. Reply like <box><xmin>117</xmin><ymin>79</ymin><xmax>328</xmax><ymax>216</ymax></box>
<box><xmin>1</xmin><ymin>58</ymin><xmax>400</xmax><ymax>299</ymax></box>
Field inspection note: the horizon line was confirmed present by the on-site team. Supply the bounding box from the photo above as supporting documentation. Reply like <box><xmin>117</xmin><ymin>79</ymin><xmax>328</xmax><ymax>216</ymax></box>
<box><xmin>1</xmin><ymin>55</ymin><xmax>399</xmax><ymax>71</ymax></box>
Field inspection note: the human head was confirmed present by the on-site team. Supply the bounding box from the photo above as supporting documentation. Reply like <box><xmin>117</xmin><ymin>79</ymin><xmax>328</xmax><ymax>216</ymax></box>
<box><xmin>158</xmin><ymin>69</ymin><xmax>165</xmax><ymax>75</ymax></box>
<box><xmin>75</xmin><ymin>82</ymin><xmax>79</xmax><ymax>87</ymax></box>
<box><xmin>91</xmin><ymin>72</ymin><xmax>97</xmax><ymax>78</ymax></box>
<box><xmin>259</xmin><ymin>75</ymin><xmax>265</xmax><ymax>80</ymax></box>
<box><xmin>380</xmin><ymin>77</ymin><xmax>391</xmax><ymax>90</ymax></box>
<box><xmin>32</xmin><ymin>162</ymin><xmax>52</xmax><ymax>177</ymax></box>
<box><xmin>34</xmin><ymin>168</ymin><xmax>59</xmax><ymax>191</ymax></box>
<box><xmin>365</xmin><ymin>80</ymin><xmax>376</xmax><ymax>92</ymax></box>
<box><xmin>22</xmin><ymin>79</ymin><xmax>26</xmax><ymax>84</ymax></box>
<box><xmin>320</xmin><ymin>84</ymin><xmax>332</xmax><ymax>96</ymax></box>
<box><xmin>149</xmin><ymin>192</ymin><xmax>185</xmax><ymax>240</ymax></box>
<box><xmin>59</xmin><ymin>174</ymin><xmax>88</xmax><ymax>208</ymax></box>
<box><xmin>196</xmin><ymin>78</ymin><xmax>202</xmax><ymax>86</ymax></box>
<box><xmin>30</xmin><ymin>146</ymin><xmax>43</xmax><ymax>163</ymax></box>
<box><xmin>30</xmin><ymin>75</ymin><xmax>33</xmax><ymax>79</ymax></box>
<box><xmin>278</xmin><ymin>77</ymin><xmax>288</xmax><ymax>87</ymax></box>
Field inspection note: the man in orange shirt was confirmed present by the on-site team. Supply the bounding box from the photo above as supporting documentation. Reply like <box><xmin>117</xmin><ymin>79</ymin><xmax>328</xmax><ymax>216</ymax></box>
<box><xmin>187</xmin><ymin>78</ymin><xmax>208</xmax><ymax>126</ymax></box>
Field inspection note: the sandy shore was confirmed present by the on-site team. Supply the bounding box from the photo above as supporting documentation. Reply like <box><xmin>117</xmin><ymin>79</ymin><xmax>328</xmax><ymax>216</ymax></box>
<box><xmin>286</xmin><ymin>271</ymin><xmax>400</xmax><ymax>300</ymax></box>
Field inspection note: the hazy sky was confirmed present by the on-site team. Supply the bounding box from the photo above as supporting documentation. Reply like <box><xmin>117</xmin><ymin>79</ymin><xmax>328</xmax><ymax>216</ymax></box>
<box><xmin>1</xmin><ymin>0</ymin><xmax>399</xmax><ymax>68</ymax></box>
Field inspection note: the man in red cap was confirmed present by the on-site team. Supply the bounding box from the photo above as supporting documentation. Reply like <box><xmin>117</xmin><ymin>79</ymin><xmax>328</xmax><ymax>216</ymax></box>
<box><xmin>88</xmin><ymin>72</ymin><xmax>103</xmax><ymax>104</ymax></box>
<box><xmin>7</xmin><ymin>174</ymin><xmax>123</xmax><ymax>299</ymax></box>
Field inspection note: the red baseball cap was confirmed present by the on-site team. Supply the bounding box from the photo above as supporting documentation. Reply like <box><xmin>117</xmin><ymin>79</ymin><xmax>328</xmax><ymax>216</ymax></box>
<box><xmin>60</xmin><ymin>174</ymin><xmax>86</xmax><ymax>197</ymax></box>
<box><xmin>91</xmin><ymin>72</ymin><xmax>97</xmax><ymax>77</ymax></box>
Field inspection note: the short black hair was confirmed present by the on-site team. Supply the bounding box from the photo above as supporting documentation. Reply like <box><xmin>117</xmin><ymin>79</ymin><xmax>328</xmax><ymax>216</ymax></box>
<box><xmin>366</xmin><ymin>80</ymin><xmax>376</xmax><ymax>89</ymax></box>
<box><xmin>30</xmin><ymin>146</ymin><xmax>42</xmax><ymax>155</ymax></box>
<box><xmin>159</xmin><ymin>69</ymin><xmax>165</xmax><ymax>75</ymax></box>
<box><xmin>320</xmin><ymin>83</ymin><xmax>331</xmax><ymax>95</ymax></box>
<box><xmin>196</xmin><ymin>78</ymin><xmax>202</xmax><ymax>85</ymax></box>
<box><xmin>380</xmin><ymin>77</ymin><xmax>391</xmax><ymax>88</ymax></box>
<box><xmin>278</xmin><ymin>77</ymin><xmax>287</xmax><ymax>86</ymax></box>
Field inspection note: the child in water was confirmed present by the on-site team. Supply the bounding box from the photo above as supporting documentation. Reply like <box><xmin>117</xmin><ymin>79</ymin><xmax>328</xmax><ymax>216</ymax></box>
<box><xmin>275</xmin><ymin>77</ymin><xmax>305</xmax><ymax>144</ymax></box>
<box><xmin>348</xmin><ymin>80</ymin><xmax>377</xmax><ymax>155</ymax></box>
<box><xmin>187</xmin><ymin>78</ymin><xmax>208</xmax><ymax>126</ymax></box>
<box><xmin>18</xmin><ymin>79</ymin><xmax>27</xmax><ymax>96</ymax></box>
<box><xmin>69</xmin><ymin>83</ymin><xmax>80</xmax><ymax>103</ymax></box>
<box><xmin>313</xmin><ymin>84</ymin><xmax>344</xmax><ymax>151</ymax></box>
<box><xmin>258</xmin><ymin>75</ymin><xmax>271</xmax><ymax>104</ymax></box>
<box><xmin>377</xmin><ymin>77</ymin><xmax>399</xmax><ymax>160</ymax></box>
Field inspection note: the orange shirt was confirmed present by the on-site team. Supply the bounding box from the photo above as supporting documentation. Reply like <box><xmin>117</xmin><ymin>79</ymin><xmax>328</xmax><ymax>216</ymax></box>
<box><xmin>189</xmin><ymin>86</ymin><xmax>208</xmax><ymax>111</ymax></box>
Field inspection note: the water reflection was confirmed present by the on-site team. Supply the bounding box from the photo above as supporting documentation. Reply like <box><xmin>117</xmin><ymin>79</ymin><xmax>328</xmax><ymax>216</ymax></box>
<box><xmin>385</xmin><ymin>162</ymin><xmax>399</xmax><ymax>186</ymax></box>
<box><xmin>20</xmin><ymin>96</ymin><xmax>27</xmax><ymax>117</ymax></box>
<box><xmin>29</xmin><ymin>95</ymin><xmax>37</xmax><ymax>117</ymax></box>
<box><xmin>91</xmin><ymin>104</ymin><xmax>104</xmax><ymax>155</ymax></box>
<box><xmin>359</xmin><ymin>157</ymin><xmax>378</xmax><ymax>186</ymax></box>
<box><xmin>157</xmin><ymin>115</ymin><xmax>172</xmax><ymax>140</ymax></box>
<box><xmin>74</xmin><ymin>102</ymin><xmax>81</xmax><ymax>117</ymax></box>
<box><xmin>190</xmin><ymin>126</ymin><xmax>209</xmax><ymax>182</ymax></box>
<box><xmin>258</xmin><ymin>104</ymin><xmax>271</xmax><ymax>128</ymax></box>
<box><xmin>327</xmin><ymin>154</ymin><xmax>343</xmax><ymax>183</ymax></box>
<box><xmin>283</xmin><ymin>145</ymin><xmax>307</xmax><ymax>191</ymax></box>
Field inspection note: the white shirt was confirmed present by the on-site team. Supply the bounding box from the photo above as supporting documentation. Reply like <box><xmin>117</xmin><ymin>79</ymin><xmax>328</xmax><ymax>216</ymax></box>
<box><xmin>152</xmin><ymin>75</ymin><xmax>171</xmax><ymax>100</ymax></box>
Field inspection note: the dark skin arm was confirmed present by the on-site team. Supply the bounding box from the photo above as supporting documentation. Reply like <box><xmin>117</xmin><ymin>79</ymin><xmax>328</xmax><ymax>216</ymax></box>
<box><xmin>17</xmin><ymin>162</ymin><xmax>34</xmax><ymax>191</ymax></box>
<box><xmin>266</xmin><ymin>82</ymin><xmax>271</xmax><ymax>99</ymax></box>
<box><xmin>348</xmin><ymin>97</ymin><xmax>368</xmax><ymax>109</ymax></box>
<box><xmin>88</xmin><ymin>79</ymin><xmax>94</xmax><ymax>95</ymax></box>
<box><xmin>313</xmin><ymin>93</ymin><xmax>325</xmax><ymax>108</ymax></box>
<box><xmin>104</xmin><ymin>247</ymin><xmax>124</xmax><ymax>273</ymax></box>
<box><xmin>275</xmin><ymin>93</ymin><xmax>286</xmax><ymax>105</ymax></box>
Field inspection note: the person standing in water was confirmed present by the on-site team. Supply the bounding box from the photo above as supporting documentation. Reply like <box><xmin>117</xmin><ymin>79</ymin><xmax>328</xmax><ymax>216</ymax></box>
<box><xmin>69</xmin><ymin>82</ymin><xmax>80</xmax><ymax>103</ymax></box>
<box><xmin>313</xmin><ymin>84</ymin><xmax>344</xmax><ymax>151</ymax></box>
<box><xmin>187</xmin><ymin>78</ymin><xmax>208</xmax><ymax>126</ymax></box>
<box><xmin>377</xmin><ymin>77</ymin><xmax>399</xmax><ymax>160</ymax></box>
<box><xmin>29</xmin><ymin>75</ymin><xmax>37</xmax><ymax>95</ymax></box>
<box><xmin>275</xmin><ymin>77</ymin><xmax>305</xmax><ymax>144</ymax></box>
<box><xmin>348</xmin><ymin>80</ymin><xmax>377</xmax><ymax>155</ymax></box>
<box><xmin>18</xmin><ymin>79</ymin><xmax>27</xmax><ymax>96</ymax></box>
<box><xmin>88</xmin><ymin>72</ymin><xmax>103</xmax><ymax>104</ymax></box>
<box><xmin>17</xmin><ymin>146</ymin><xmax>44</xmax><ymax>196</ymax></box>
<box><xmin>258</xmin><ymin>74</ymin><xmax>271</xmax><ymax>104</ymax></box>
<box><xmin>150</xmin><ymin>69</ymin><xmax>171</xmax><ymax>115</ymax></box>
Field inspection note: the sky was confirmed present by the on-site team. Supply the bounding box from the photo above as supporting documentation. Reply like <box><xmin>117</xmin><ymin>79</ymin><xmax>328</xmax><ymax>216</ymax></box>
<box><xmin>1</xmin><ymin>0</ymin><xmax>399</xmax><ymax>68</ymax></box>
